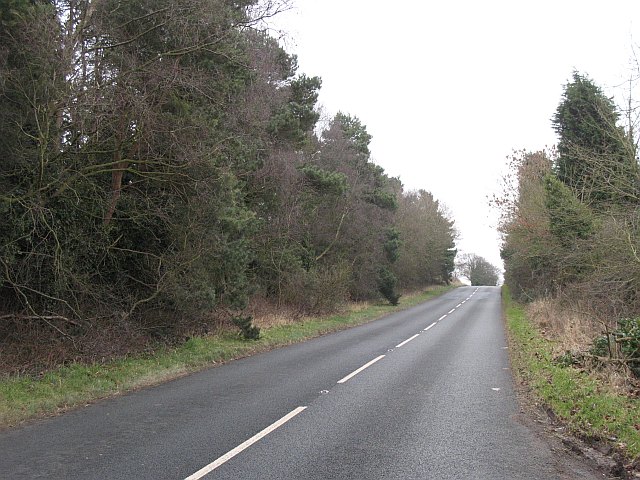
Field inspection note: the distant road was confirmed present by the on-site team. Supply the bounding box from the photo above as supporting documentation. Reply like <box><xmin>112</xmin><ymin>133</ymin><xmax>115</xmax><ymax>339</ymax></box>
<box><xmin>0</xmin><ymin>287</ymin><xmax>600</xmax><ymax>479</ymax></box>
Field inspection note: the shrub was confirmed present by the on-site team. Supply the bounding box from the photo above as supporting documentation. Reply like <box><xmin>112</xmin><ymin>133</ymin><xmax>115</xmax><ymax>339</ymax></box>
<box><xmin>232</xmin><ymin>315</ymin><xmax>260</xmax><ymax>340</ymax></box>
<box><xmin>279</xmin><ymin>263</ymin><xmax>351</xmax><ymax>314</ymax></box>
<box><xmin>377</xmin><ymin>266</ymin><xmax>401</xmax><ymax>305</ymax></box>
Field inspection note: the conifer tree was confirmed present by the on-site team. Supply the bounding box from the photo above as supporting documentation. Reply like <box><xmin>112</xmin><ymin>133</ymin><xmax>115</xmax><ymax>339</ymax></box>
<box><xmin>553</xmin><ymin>72</ymin><xmax>638</xmax><ymax>205</ymax></box>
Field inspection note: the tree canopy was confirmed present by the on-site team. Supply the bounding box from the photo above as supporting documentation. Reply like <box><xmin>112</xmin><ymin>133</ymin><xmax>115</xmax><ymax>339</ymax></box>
<box><xmin>457</xmin><ymin>254</ymin><xmax>500</xmax><ymax>287</ymax></box>
<box><xmin>0</xmin><ymin>0</ymin><xmax>458</xmax><ymax>371</ymax></box>
<box><xmin>552</xmin><ymin>72</ymin><xmax>638</xmax><ymax>206</ymax></box>
<box><xmin>499</xmin><ymin>72</ymin><xmax>640</xmax><ymax>318</ymax></box>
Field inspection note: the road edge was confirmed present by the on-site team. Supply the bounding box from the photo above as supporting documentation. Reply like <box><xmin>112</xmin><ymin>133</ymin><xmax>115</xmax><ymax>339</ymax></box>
<box><xmin>0</xmin><ymin>285</ymin><xmax>457</xmax><ymax>430</ymax></box>
<box><xmin>501</xmin><ymin>286</ymin><xmax>638</xmax><ymax>479</ymax></box>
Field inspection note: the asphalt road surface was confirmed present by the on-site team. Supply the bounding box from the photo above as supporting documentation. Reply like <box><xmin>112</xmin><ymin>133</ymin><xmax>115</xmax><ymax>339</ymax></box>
<box><xmin>0</xmin><ymin>286</ymin><xmax>603</xmax><ymax>479</ymax></box>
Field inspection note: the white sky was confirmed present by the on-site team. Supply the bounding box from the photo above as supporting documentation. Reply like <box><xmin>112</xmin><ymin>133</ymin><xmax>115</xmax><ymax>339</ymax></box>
<box><xmin>269</xmin><ymin>0</ymin><xmax>640</xmax><ymax>271</ymax></box>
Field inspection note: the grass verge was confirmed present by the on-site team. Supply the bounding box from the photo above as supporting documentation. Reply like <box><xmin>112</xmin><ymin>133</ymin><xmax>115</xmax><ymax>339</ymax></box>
<box><xmin>0</xmin><ymin>284</ymin><xmax>454</xmax><ymax>429</ymax></box>
<box><xmin>503</xmin><ymin>286</ymin><xmax>640</xmax><ymax>462</ymax></box>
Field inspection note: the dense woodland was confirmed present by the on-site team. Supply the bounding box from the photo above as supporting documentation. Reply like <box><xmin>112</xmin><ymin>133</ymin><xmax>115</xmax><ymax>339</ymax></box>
<box><xmin>0</xmin><ymin>0</ymin><xmax>457</xmax><ymax>371</ymax></box>
<box><xmin>498</xmin><ymin>72</ymin><xmax>640</xmax><ymax>377</ymax></box>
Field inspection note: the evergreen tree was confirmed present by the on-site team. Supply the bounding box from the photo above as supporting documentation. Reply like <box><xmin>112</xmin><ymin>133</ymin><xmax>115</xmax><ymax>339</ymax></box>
<box><xmin>544</xmin><ymin>174</ymin><xmax>595</xmax><ymax>246</ymax></box>
<box><xmin>553</xmin><ymin>72</ymin><xmax>638</xmax><ymax>205</ymax></box>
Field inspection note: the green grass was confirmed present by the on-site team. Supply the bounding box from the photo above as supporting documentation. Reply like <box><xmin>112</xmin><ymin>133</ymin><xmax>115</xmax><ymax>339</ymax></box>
<box><xmin>0</xmin><ymin>285</ymin><xmax>454</xmax><ymax>428</ymax></box>
<box><xmin>503</xmin><ymin>286</ymin><xmax>640</xmax><ymax>461</ymax></box>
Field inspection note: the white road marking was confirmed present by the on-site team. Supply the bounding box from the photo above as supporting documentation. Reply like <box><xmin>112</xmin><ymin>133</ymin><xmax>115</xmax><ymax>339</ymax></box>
<box><xmin>423</xmin><ymin>322</ymin><xmax>437</xmax><ymax>332</ymax></box>
<box><xmin>447</xmin><ymin>309</ymin><xmax>455</xmax><ymax>314</ymax></box>
<box><xmin>461</xmin><ymin>300</ymin><xmax>466</xmax><ymax>304</ymax></box>
<box><xmin>184</xmin><ymin>406</ymin><xmax>307</xmax><ymax>480</ymax></box>
<box><xmin>492</xmin><ymin>388</ymin><xmax>501</xmax><ymax>392</ymax></box>
<box><xmin>438</xmin><ymin>314</ymin><xmax>447</xmax><ymax>321</ymax></box>
<box><xmin>456</xmin><ymin>303</ymin><xmax>462</xmax><ymax>308</ymax></box>
<box><xmin>395</xmin><ymin>334</ymin><xmax>420</xmax><ymax>348</ymax></box>
<box><xmin>337</xmin><ymin>355</ymin><xmax>385</xmax><ymax>384</ymax></box>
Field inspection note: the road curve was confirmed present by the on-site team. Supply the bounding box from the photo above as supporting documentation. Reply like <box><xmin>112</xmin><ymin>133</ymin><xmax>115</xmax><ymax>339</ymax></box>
<box><xmin>0</xmin><ymin>287</ymin><xmax>601</xmax><ymax>479</ymax></box>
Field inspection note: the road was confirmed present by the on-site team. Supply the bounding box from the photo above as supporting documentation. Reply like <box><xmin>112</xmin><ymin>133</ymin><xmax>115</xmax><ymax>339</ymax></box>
<box><xmin>0</xmin><ymin>286</ymin><xmax>602</xmax><ymax>479</ymax></box>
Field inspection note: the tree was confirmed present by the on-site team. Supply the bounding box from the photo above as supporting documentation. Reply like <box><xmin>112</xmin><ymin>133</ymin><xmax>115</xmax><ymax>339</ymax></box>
<box><xmin>333</xmin><ymin>112</ymin><xmax>372</xmax><ymax>156</ymax></box>
<box><xmin>496</xmin><ymin>78</ymin><xmax>640</xmax><ymax>379</ymax></box>
<box><xmin>311</xmin><ymin>113</ymin><xmax>399</xmax><ymax>301</ymax></box>
<box><xmin>553</xmin><ymin>72</ymin><xmax>638</xmax><ymax>206</ymax></box>
<box><xmin>393</xmin><ymin>190</ymin><xmax>457</xmax><ymax>288</ymax></box>
<box><xmin>0</xmin><ymin>0</ymin><xmax>463</xmax><ymax>373</ymax></box>
<box><xmin>496</xmin><ymin>150</ymin><xmax>566</xmax><ymax>298</ymax></box>
<box><xmin>457</xmin><ymin>254</ymin><xmax>500</xmax><ymax>286</ymax></box>
<box><xmin>0</xmin><ymin>0</ymin><xmax>290</xmax><ymax>324</ymax></box>
<box><xmin>268</xmin><ymin>73</ymin><xmax>322</xmax><ymax>147</ymax></box>
<box><xmin>544</xmin><ymin>174</ymin><xmax>595</xmax><ymax>246</ymax></box>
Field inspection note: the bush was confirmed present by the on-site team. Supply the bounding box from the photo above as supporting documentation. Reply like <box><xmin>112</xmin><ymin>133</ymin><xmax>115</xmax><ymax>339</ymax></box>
<box><xmin>279</xmin><ymin>263</ymin><xmax>351</xmax><ymax>314</ymax></box>
<box><xmin>232</xmin><ymin>315</ymin><xmax>260</xmax><ymax>340</ymax></box>
<box><xmin>377</xmin><ymin>266</ymin><xmax>401</xmax><ymax>305</ymax></box>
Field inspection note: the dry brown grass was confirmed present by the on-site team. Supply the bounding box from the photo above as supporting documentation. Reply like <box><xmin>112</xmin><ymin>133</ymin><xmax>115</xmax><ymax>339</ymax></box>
<box><xmin>247</xmin><ymin>295</ymin><xmax>378</xmax><ymax>329</ymax></box>
<box><xmin>245</xmin><ymin>296</ymin><xmax>303</xmax><ymax>328</ymax></box>
<box><xmin>526</xmin><ymin>297</ymin><xmax>599</xmax><ymax>354</ymax></box>
<box><xmin>525</xmin><ymin>297</ymin><xmax>638</xmax><ymax>393</ymax></box>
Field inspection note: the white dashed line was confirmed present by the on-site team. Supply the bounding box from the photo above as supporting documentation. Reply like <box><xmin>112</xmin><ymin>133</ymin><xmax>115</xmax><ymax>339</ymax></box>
<box><xmin>447</xmin><ymin>309</ymin><xmax>455</xmax><ymax>314</ymax></box>
<box><xmin>337</xmin><ymin>355</ymin><xmax>386</xmax><ymax>384</ymax></box>
<box><xmin>184</xmin><ymin>406</ymin><xmax>307</xmax><ymax>479</ymax></box>
<box><xmin>438</xmin><ymin>315</ymin><xmax>447</xmax><ymax>321</ymax></box>
<box><xmin>395</xmin><ymin>334</ymin><xmax>420</xmax><ymax>348</ymax></box>
<box><xmin>423</xmin><ymin>322</ymin><xmax>437</xmax><ymax>332</ymax></box>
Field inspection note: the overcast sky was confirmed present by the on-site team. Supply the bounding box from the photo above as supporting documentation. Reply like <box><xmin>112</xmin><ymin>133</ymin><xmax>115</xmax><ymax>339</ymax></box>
<box><xmin>269</xmin><ymin>1</ymin><xmax>640</xmax><ymax>271</ymax></box>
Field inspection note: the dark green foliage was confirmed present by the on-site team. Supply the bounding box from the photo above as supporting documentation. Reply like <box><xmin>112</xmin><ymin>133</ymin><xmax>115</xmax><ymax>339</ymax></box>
<box><xmin>0</xmin><ymin>0</ymin><xmax>36</xmax><ymax>34</ymax></box>
<box><xmin>442</xmin><ymin>247</ymin><xmax>457</xmax><ymax>285</ymax></box>
<box><xmin>544</xmin><ymin>174</ymin><xmax>594</xmax><ymax>245</ymax></box>
<box><xmin>268</xmin><ymin>74</ymin><xmax>321</xmax><ymax>146</ymax></box>
<box><xmin>500</xmin><ymin>76</ymin><xmax>640</xmax><ymax>379</ymax></box>
<box><xmin>0</xmin><ymin>0</ymin><xmax>459</xmax><ymax>373</ymax></box>
<box><xmin>299</xmin><ymin>164</ymin><xmax>348</xmax><ymax>195</ymax></box>
<box><xmin>0</xmin><ymin>0</ymin><xmax>265</xmax><ymax>323</ymax></box>
<box><xmin>289</xmin><ymin>74</ymin><xmax>322</xmax><ymax>133</ymax></box>
<box><xmin>591</xmin><ymin>335</ymin><xmax>610</xmax><ymax>358</ymax></box>
<box><xmin>334</xmin><ymin>112</ymin><xmax>372</xmax><ymax>156</ymax></box>
<box><xmin>366</xmin><ymin>189</ymin><xmax>398</xmax><ymax>210</ymax></box>
<box><xmin>232</xmin><ymin>315</ymin><xmax>260</xmax><ymax>340</ymax></box>
<box><xmin>377</xmin><ymin>267</ymin><xmax>401</xmax><ymax>305</ymax></box>
<box><xmin>553</xmin><ymin>72</ymin><xmax>637</xmax><ymax>205</ymax></box>
<box><xmin>383</xmin><ymin>228</ymin><xmax>401</xmax><ymax>263</ymax></box>
<box><xmin>250</xmin><ymin>108</ymin><xmax>453</xmax><ymax>309</ymax></box>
